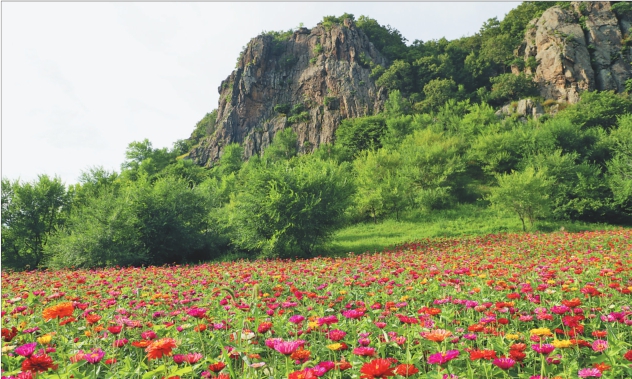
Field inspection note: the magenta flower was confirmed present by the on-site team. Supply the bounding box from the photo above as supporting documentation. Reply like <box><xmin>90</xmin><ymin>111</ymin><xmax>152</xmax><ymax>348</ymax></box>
<box><xmin>592</xmin><ymin>340</ymin><xmax>607</xmax><ymax>352</ymax></box>
<box><xmin>288</xmin><ymin>315</ymin><xmax>305</xmax><ymax>324</ymax></box>
<box><xmin>273</xmin><ymin>340</ymin><xmax>305</xmax><ymax>355</ymax></box>
<box><xmin>173</xmin><ymin>354</ymin><xmax>185</xmax><ymax>364</ymax></box>
<box><xmin>317</xmin><ymin>315</ymin><xmax>338</xmax><ymax>325</ymax></box>
<box><xmin>352</xmin><ymin>347</ymin><xmax>376</xmax><ymax>357</ymax></box>
<box><xmin>265</xmin><ymin>338</ymin><xmax>283</xmax><ymax>349</ymax></box>
<box><xmin>84</xmin><ymin>348</ymin><xmax>105</xmax><ymax>364</ymax></box>
<box><xmin>428</xmin><ymin>350</ymin><xmax>460</xmax><ymax>365</ymax></box>
<box><xmin>186</xmin><ymin>307</ymin><xmax>207</xmax><ymax>319</ymax></box>
<box><xmin>342</xmin><ymin>309</ymin><xmax>365</xmax><ymax>319</ymax></box>
<box><xmin>112</xmin><ymin>338</ymin><xmax>128</xmax><ymax>348</ymax></box>
<box><xmin>15</xmin><ymin>342</ymin><xmax>37</xmax><ymax>357</ymax></box>
<box><xmin>531</xmin><ymin>344</ymin><xmax>555</xmax><ymax>354</ymax></box>
<box><xmin>578</xmin><ymin>368</ymin><xmax>602</xmax><ymax>378</ymax></box>
<box><xmin>141</xmin><ymin>330</ymin><xmax>157</xmax><ymax>340</ymax></box>
<box><xmin>327</xmin><ymin>329</ymin><xmax>347</xmax><ymax>341</ymax></box>
<box><xmin>492</xmin><ymin>357</ymin><xmax>516</xmax><ymax>370</ymax></box>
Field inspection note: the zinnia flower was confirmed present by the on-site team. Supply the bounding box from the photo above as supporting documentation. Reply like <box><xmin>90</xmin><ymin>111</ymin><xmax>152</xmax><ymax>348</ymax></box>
<box><xmin>428</xmin><ymin>350</ymin><xmax>459</xmax><ymax>365</ymax></box>
<box><xmin>531</xmin><ymin>344</ymin><xmax>555</xmax><ymax>354</ymax></box>
<box><xmin>591</xmin><ymin>340</ymin><xmax>607</xmax><ymax>352</ymax></box>
<box><xmin>21</xmin><ymin>353</ymin><xmax>58</xmax><ymax>372</ymax></box>
<box><xmin>42</xmin><ymin>302</ymin><xmax>74</xmax><ymax>321</ymax></box>
<box><xmin>359</xmin><ymin>358</ymin><xmax>395</xmax><ymax>379</ymax></box>
<box><xmin>15</xmin><ymin>342</ymin><xmax>37</xmax><ymax>357</ymax></box>
<box><xmin>394</xmin><ymin>364</ymin><xmax>419</xmax><ymax>377</ymax></box>
<box><xmin>493</xmin><ymin>357</ymin><xmax>516</xmax><ymax>370</ymax></box>
<box><xmin>578</xmin><ymin>368</ymin><xmax>602</xmax><ymax>378</ymax></box>
<box><xmin>353</xmin><ymin>347</ymin><xmax>376</xmax><ymax>357</ymax></box>
<box><xmin>145</xmin><ymin>338</ymin><xmax>177</xmax><ymax>360</ymax></box>
<box><xmin>422</xmin><ymin>329</ymin><xmax>453</xmax><ymax>342</ymax></box>
<box><xmin>84</xmin><ymin>348</ymin><xmax>105</xmax><ymax>364</ymax></box>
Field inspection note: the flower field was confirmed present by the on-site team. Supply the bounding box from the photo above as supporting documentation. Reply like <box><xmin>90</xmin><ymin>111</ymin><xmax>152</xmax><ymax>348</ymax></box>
<box><xmin>2</xmin><ymin>230</ymin><xmax>632</xmax><ymax>379</ymax></box>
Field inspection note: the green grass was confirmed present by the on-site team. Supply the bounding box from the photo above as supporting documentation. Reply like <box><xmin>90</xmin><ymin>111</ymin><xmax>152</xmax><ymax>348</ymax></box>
<box><xmin>324</xmin><ymin>204</ymin><xmax>619</xmax><ymax>256</ymax></box>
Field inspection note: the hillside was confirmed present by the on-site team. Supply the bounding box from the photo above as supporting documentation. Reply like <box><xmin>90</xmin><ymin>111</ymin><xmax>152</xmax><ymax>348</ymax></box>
<box><xmin>185</xmin><ymin>2</ymin><xmax>632</xmax><ymax>165</ymax></box>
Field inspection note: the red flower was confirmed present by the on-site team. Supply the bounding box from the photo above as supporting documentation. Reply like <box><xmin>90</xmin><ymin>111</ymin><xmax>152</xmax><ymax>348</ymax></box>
<box><xmin>208</xmin><ymin>362</ymin><xmax>227</xmax><ymax>372</ymax></box>
<box><xmin>360</xmin><ymin>358</ymin><xmax>395</xmax><ymax>379</ymax></box>
<box><xmin>469</xmin><ymin>349</ymin><xmax>497</xmax><ymax>361</ymax></box>
<box><xmin>394</xmin><ymin>364</ymin><xmax>419</xmax><ymax>377</ymax></box>
<box><xmin>624</xmin><ymin>350</ymin><xmax>632</xmax><ymax>362</ymax></box>
<box><xmin>107</xmin><ymin>325</ymin><xmax>122</xmax><ymax>334</ymax></box>
<box><xmin>22</xmin><ymin>353</ymin><xmax>58</xmax><ymax>372</ymax></box>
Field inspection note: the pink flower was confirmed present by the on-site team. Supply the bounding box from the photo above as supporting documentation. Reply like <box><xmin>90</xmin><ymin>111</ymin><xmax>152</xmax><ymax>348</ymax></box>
<box><xmin>327</xmin><ymin>329</ymin><xmax>346</xmax><ymax>341</ymax></box>
<box><xmin>342</xmin><ymin>309</ymin><xmax>365</xmax><ymax>319</ymax></box>
<box><xmin>141</xmin><ymin>330</ymin><xmax>157</xmax><ymax>340</ymax></box>
<box><xmin>289</xmin><ymin>315</ymin><xmax>305</xmax><ymax>324</ymax></box>
<box><xmin>113</xmin><ymin>339</ymin><xmax>128</xmax><ymax>348</ymax></box>
<box><xmin>531</xmin><ymin>344</ymin><xmax>555</xmax><ymax>355</ymax></box>
<box><xmin>428</xmin><ymin>350</ymin><xmax>460</xmax><ymax>365</ymax></box>
<box><xmin>186</xmin><ymin>308</ymin><xmax>207</xmax><ymax>319</ymax></box>
<box><xmin>15</xmin><ymin>342</ymin><xmax>37</xmax><ymax>357</ymax></box>
<box><xmin>578</xmin><ymin>368</ymin><xmax>602</xmax><ymax>378</ymax></box>
<box><xmin>273</xmin><ymin>340</ymin><xmax>305</xmax><ymax>355</ymax></box>
<box><xmin>592</xmin><ymin>340</ymin><xmax>607</xmax><ymax>352</ymax></box>
<box><xmin>352</xmin><ymin>347</ymin><xmax>376</xmax><ymax>357</ymax></box>
<box><xmin>492</xmin><ymin>357</ymin><xmax>516</xmax><ymax>370</ymax></box>
<box><xmin>84</xmin><ymin>348</ymin><xmax>105</xmax><ymax>364</ymax></box>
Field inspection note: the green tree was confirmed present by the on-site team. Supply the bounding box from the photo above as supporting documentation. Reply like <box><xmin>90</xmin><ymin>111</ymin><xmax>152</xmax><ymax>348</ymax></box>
<box><xmin>226</xmin><ymin>157</ymin><xmax>354</xmax><ymax>258</ymax></box>
<box><xmin>353</xmin><ymin>148</ymin><xmax>410</xmax><ymax>222</ymax></box>
<box><xmin>487</xmin><ymin>167</ymin><xmax>552</xmax><ymax>231</ymax></box>
<box><xmin>334</xmin><ymin>115</ymin><xmax>386</xmax><ymax>160</ymax></box>
<box><xmin>214</xmin><ymin>143</ymin><xmax>244</xmax><ymax>178</ymax></box>
<box><xmin>488</xmin><ymin>73</ymin><xmax>539</xmax><ymax>104</ymax></box>
<box><xmin>46</xmin><ymin>186</ymin><xmax>145</xmax><ymax>268</ymax></box>
<box><xmin>375</xmin><ymin>60</ymin><xmax>414</xmax><ymax>95</ymax></box>
<box><xmin>263</xmin><ymin>128</ymin><xmax>299</xmax><ymax>162</ymax></box>
<box><xmin>1</xmin><ymin>175</ymin><xmax>71</xmax><ymax>269</ymax></box>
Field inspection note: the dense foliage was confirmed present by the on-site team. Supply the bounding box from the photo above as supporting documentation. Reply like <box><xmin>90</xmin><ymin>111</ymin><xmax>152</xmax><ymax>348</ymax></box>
<box><xmin>2</xmin><ymin>4</ymin><xmax>632</xmax><ymax>270</ymax></box>
<box><xmin>2</xmin><ymin>230</ymin><xmax>632</xmax><ymax>378</ymax></box>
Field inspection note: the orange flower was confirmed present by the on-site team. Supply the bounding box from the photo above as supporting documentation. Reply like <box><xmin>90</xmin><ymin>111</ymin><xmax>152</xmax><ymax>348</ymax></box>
<box><xmin>146</xmin><ymin>338</ymin><xmax>177</xmax><ymax>360</ymax></box>
<box><xmin>290</xmin><ymin>347</ymin><xmax>311</xmax><ymax>361</ymax></box>
<box><xmin>85</xmin><ymin>314</ymin><xmax>101</xmax><ymax>325</ymax></box>
<box><xmin>423</xmin><ymin>329</ymin><xmax>453</xmax><ymax>342</ymax></box>
<box><xmin>132</xmin><ymin>340</ymin><xmax>151</xmax><ymax>348</ymax></box>
<box><xmin>42</xmin><ymin>302</ymin><xmax>74</xmax><ymax>321</ymax></box>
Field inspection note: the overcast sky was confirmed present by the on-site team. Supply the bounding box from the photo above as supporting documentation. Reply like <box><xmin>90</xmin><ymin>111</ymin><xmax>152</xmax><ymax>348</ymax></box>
<box><xmin>2</xmin><ymin>2</ymin><xmax>519</xmax><ymax>185</ymax></box>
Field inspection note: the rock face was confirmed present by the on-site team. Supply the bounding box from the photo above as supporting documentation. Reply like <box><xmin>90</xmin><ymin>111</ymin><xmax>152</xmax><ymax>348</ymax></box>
<box><xmin>514</xmin><ymin>1</ymin><xmax>631</xmax><ymax>103</ymax></box>
<box><xmin>188</xmin><ymin>20</ymin><xmax>388</xmax><ymax>166</ymax></box>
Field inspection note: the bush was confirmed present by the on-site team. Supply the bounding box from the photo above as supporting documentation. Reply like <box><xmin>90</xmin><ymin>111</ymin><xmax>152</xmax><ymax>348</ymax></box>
<box><xmin>226</xmin><ymin>157</ymin><xmax>354</xmax><ymax>258</ymax></box>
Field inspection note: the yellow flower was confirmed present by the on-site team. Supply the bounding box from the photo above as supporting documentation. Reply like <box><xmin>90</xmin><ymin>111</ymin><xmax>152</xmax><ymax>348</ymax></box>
<box><xmin>308</xmin><ymin>321</ymin><xmax>319</xmax><ymax>329</ymax></box>
<box><xmin>552</xmin><ymin>339</ymin><xmax>573</xmax><ymax>348</ymax></box>
<box><xmin>1</xmin><ymin>345</ymin><xmax>15</xmax><ymax>353</ymax></box>
<box><xmin>37</xmin><ymin>334</ymin><xmax>52</xmax><ymax>345</ymax></box>
<box><xmin>478</xmin><ymin>274</ymin><xmax>487</xmax><ymax>279</ymax></box>
<box><xmin>339</xmin><ymin>290</ymin><xmax>347</xmax><ymax>295</ymax></box>
<box><xmin>400</xmin><ymin>295</ymin><xmax>410</xmax><ymax>302</ymax></box>
<box><xmin>530</xmin><ymin>328</ymin><xmax>552</xmax><ymax>336</ymax></box>
<box><xmin>327</xmin><ymin>343</ymin><xmax>342</xmax><ymax>351</ymax></box>
<box><xmin>505</xmin><ymin>333</ymin><xmax>520</xmax><ymax>340</ymax></box>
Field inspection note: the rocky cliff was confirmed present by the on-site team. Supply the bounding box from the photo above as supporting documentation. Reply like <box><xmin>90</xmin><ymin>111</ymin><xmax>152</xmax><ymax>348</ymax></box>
<box><xmin>513</xmin><ymin>1</ymin><xmax>631</xmax><ymax>103</ymax></box>
<box><xmin>187</xmin><ymin>19</ymin><xmax>387</xmax><ymax>166</ymax></box>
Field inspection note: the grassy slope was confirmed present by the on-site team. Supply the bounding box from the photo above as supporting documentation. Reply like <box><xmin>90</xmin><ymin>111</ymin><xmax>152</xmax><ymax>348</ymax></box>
<box><xmin>325</xmin><ymin>204</ymin><xmax>619</xmax><ymax>256</ymax></box>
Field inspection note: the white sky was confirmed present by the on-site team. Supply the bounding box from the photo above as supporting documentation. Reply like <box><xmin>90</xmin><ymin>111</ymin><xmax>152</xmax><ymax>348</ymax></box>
<box><xmin>2</xmin><ymin>2</ymin><xmax>519</xmax><ymax>185</ymax></box>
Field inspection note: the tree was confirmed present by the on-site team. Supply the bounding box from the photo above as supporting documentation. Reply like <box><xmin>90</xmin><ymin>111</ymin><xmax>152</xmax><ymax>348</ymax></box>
<box><xmin>375</xmin><ymin>60</ymin><xmax>414</xmax><ymax>95</ymax></box>
<box><xmin>334</xmin><ymin>115</ymin><xmax>386</xmax><ymax>160</ymax></box>
<box><xmin>263</xmin><ymin>128</ymin><xmax>299</xmax><ymax>162</ymax></box>
<box><xmin>1</xmin><ymin>175</ymin><xmax>71</xmax><ymax>269</ymax></box>
<box><xmin>488</xmin><ymin>73</ymin><xmax>539</xmax><ymax>104</ymax></box>
<box><xmin>226</xmin><ymin>157</ymin><xmax>354</xmax><ymax>258</ymax></box>
<box><xmin>353</xmin><ymin>148</ymin><xmax>410</xmax><ymax>222</ymax></box>
<box><xmin>214</xmin><ymin>143</ymin><xmax>244</xmax><ymax>178</ymax></box>
<box><xmin>487</xmin><ymin>167</ymin><xmax>552</xmax><ymax>231</ymax></box>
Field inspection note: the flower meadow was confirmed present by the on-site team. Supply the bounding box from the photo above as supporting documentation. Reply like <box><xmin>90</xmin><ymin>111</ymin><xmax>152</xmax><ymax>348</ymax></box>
<box><xmin>2</xmin><ymin>230</ymin><xmax>632</xmax><ymax>379</ymax></box>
